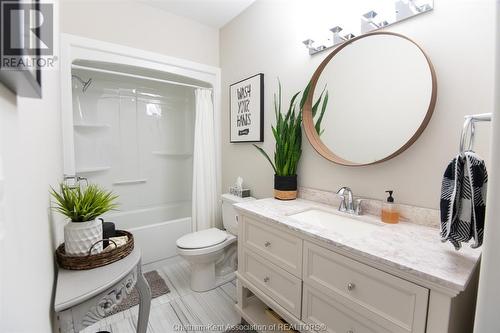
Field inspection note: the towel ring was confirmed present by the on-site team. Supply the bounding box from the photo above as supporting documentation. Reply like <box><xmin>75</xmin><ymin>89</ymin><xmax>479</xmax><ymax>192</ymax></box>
<box><xmin>458</xmin><ymin>113</ymin><xmax>491</xmax><ymax>157</ymax></box>
<box><xmin>459</xmin><ymin>117</ymin><xmax>475</xmax><ymax>156</ymax></box>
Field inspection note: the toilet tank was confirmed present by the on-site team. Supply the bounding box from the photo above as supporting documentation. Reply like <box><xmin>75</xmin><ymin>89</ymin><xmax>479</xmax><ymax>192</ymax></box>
<box><xmin>221</xmin><ymin>193</ymin><xmax>255</xmax><ymax>236</ymax></box>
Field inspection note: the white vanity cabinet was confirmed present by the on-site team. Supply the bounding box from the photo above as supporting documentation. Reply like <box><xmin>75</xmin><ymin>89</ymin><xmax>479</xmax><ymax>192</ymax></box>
<box><xmin>235</xmin><ymin>213</ymin><xmax>478</xmax><ymax>333</ymax></box>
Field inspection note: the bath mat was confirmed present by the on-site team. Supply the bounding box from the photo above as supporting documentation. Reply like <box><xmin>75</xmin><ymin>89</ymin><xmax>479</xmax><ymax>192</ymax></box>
<box><xmin>106</xmin><ymin>270</ymin><xmax>170</xmax><ymax>317</ymax></box>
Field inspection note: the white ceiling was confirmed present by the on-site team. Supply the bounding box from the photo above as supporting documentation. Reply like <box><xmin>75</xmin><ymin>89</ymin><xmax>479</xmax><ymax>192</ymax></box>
<box><xmin>140</xmin><ymin>0</ymin><xmax>256</xmax><ymax>28</ymax></box>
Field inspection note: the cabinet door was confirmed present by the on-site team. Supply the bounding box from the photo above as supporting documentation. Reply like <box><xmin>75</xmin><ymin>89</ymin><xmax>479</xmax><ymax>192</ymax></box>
<box><xmin>303</xmin><ymin>241</ymin><xmax>428</xmax><ymax>333</ymax></box>
<box><xmin>242</xmin><ymin>216</ymin><xmax>302</xmax><ymax>277</ymax></box>
<box><xmin>303</xmin><ymin>284</ymin><xmax>388</xmax><ymax>333</ymax></box>
<box><xmin>240</xmin><ymin>248</ymin><xmax>302</xmax><ymax>317</ymax></box>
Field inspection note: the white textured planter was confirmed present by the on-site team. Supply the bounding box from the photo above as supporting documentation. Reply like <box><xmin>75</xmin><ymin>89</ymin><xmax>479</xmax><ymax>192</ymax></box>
<box><xmin>64</xmin><ymin>218</ymin><xmax>103</xmax><ymax>256</ymax></box>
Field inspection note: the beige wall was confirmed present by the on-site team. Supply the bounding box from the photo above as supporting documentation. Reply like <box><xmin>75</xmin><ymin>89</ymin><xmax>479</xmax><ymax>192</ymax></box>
<box><xmin>60</xmin><ymin>0</ymin><xmax>219</xmax><ymax>66</ymax></box>
<box><xmin>220</xmin><ymin>0</ymin><xmax>495</xmax><ymax>209</ymax></box>
<box><xmin>474</xmin><ymin>2</ymin><xmax>500</xmax><ymax>329</ymax></box>
<box><xmin>0</xmin><ymin>34</ymin><xmax>62</xmax><ymax>333</ymax></box>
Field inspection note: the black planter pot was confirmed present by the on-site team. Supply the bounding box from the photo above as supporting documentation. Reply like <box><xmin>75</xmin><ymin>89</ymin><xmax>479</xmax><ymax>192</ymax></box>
<box><xmin>274</xmin><ymin>174</ymin><xmax>297</xmax><ymax>200</ymax></box>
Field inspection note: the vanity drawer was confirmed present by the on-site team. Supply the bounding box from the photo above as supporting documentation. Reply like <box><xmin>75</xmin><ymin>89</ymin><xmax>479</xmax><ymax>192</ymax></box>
<box><xmin>241</xmin><ymin>216</ymin><xmax>302</xmax><ymax>277</ymax></box>
<box><xmin>240</xmin><ymin>248</ymin><xmax>302</xmax><ymax>317</ymax></box>
<box><xmin>302</xmin><ymin>284</ymin><xmax>389</xmax><ymax>333</ymax></box>
<box><xmin>303</xmin><ymin>241</ymin><xmax>428</xmax><ymax>333</ymax></box>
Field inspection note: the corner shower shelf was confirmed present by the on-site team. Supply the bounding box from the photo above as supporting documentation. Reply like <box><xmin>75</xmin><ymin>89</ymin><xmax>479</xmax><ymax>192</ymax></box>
<box><xmin>113</xmin><ymin>179</ymin><xmax>148</xmax><ymax>185</ymax></box>
<box><xmin>75</xmin><ymin>166</ymin><xmax>111</xmax><ymax>173</ymax></box>
<box><xmin>74</xmin><ymin>123</ymin><xmax>110</xmax><ymax>129</ymax></box>
<box><xmin>151</xmin><ymin>151</ymin><xmax>193</xmax><ymax>159</ymax></box>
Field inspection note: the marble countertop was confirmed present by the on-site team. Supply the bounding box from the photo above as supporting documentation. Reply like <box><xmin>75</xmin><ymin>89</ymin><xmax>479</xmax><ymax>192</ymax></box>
<box><xmin>234</xmin><ymin>198</ymin><xmax>481</xmax><ymax>293</ymax></box>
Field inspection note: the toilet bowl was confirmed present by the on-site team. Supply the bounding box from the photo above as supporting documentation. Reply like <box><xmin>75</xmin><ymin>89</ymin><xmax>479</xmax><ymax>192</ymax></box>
<box><xmin>176</xmin><ymin>193</ymin><xmax>255</xmax><ymax>292</ymax></box>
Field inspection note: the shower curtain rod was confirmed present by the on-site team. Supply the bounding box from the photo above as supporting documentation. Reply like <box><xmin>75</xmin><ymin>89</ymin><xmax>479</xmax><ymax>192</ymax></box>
<box><xmin>71</xmin><ymin>64</ymin><xmax>212</xmax><ymax>90</ymax></box>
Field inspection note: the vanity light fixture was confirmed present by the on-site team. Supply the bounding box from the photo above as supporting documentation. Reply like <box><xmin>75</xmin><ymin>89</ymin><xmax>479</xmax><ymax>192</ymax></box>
<box><xmin>303</xmin><ymin>0</ymin><xmax>434</xmax><ymax>55</ymax></box>
<box><xmin>302</xmin><ymin>39</ymin><xmax>327</xmax><ymax>54</ymax></box>
<box><xmin>363</xmin><ymin>10</ymin><xmax>378</xmax><ymax>20</ymax></box>
<box><xmin>418</xmin><ymin>3</ymin><xmax>432</xmax><ymax>12</ymax></box>
<box><xmin>330</xmin><ymin>26</ymin><xmax>345</xmax><ymax>45</ymax></box>
<box><xmin>361</xmin><ymin>10</ymin><xmax>379</xmax><ymax>33</ymax></box>
<box><xmin>302</xmin><ymin>39</ymin><xmax>317</xmax><ymax>53</ymax></box>
<box><xmin>343</xmin><ymin>33</ymin><xmax>356</xmax><ymax>40</ymax></box>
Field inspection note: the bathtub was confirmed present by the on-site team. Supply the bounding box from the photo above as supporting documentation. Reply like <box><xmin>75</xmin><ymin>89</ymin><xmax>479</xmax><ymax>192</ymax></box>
<box><xmin>105</xmin><ymin>201</ymin><xmax>191</xmax><ymax>264</ymax></box>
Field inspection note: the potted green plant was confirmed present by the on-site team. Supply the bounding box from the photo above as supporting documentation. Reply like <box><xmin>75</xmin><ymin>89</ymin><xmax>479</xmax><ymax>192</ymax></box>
<box><xmin>254</xmin><ymin>82</ymin><xmax>328</xmax><ymax>200</ymax></box>
<box><xmin>50</xmin><ymin>183</ymin><xmax>119</xmax><ymax>256</ymax></box>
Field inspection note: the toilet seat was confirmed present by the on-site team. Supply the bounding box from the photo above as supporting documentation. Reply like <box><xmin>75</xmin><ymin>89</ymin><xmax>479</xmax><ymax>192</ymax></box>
<box><xmin>176</xmin><ymin>228</ymin><xmax>228</xmax><ymax>249</ymax></box>
<box><xmin>177</xmin><ymin>234</ymin><xmax>236</xmax><ymax>257</ymax></box>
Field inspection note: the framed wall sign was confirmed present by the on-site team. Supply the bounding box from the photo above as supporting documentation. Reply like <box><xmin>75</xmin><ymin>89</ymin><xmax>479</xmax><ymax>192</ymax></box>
<box><xmin>230</xmin><ymin>73</ymin><xmax>264</xmax><ymax>142</ymax></box>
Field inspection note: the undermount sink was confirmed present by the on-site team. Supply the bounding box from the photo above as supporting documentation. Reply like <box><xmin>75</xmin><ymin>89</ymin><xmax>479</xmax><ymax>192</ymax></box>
<box><xmin>288</xmin><ymin>208</ymin><xmax>382</xmax><ymax>235</ymax></box>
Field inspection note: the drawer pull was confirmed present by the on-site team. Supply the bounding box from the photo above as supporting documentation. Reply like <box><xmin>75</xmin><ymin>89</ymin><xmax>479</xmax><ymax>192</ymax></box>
<box><xmin>347</xmin><ymin>330</ymin><xmax>354</xmax><ymax>333</ymax></box>
<box><xmin>264</xmin><ymin>276</ymin><xmax>270</xmax><ymax>283</ymax></box>
<box><xmin>347</xmin><ymin>282</ymin><xmax>356</xmax><ymax>291</ymax></box>
<box><xmin>264</xmin><ymin>241</ymin><xmax>271</xmax><ymax>247</ymax></box>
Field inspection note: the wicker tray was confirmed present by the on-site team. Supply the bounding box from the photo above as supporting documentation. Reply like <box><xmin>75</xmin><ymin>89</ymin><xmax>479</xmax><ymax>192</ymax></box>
<box><xmin>56</xmin><ymin>230</ymin><xmax>134</xmax><ymax>270</ymax></box>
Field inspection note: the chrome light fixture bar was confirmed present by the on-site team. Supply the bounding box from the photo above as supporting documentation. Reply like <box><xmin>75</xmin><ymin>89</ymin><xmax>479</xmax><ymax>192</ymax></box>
<box><xmin>303</xmin><ymin>0</ymin><xmax>434</xmax><ymax>55</ymax></box>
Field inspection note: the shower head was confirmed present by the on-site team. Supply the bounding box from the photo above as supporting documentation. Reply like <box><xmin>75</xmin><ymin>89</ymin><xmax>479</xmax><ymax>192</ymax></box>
<box><xmin>72</xmin><ymin>74</ymin><xmax>93</xmax><ymax>92</ymax></box>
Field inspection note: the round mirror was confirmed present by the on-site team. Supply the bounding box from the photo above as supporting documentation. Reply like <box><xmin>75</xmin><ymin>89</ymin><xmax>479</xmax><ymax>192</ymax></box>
<box><xmin>303</xmin><ymin>32</ymin><xmax>437</xmax><ymax>166</ymax></box>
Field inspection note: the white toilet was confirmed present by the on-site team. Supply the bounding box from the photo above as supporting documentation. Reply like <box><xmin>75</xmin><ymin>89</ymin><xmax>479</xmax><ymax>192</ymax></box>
<box><xmin>176</xmin><ymin>193</ymin><xmax>255</xmax><ymax>292</ymax></box>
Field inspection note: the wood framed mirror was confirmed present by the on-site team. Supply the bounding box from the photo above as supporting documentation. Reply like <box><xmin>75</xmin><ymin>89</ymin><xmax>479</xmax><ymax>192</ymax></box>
<box><xmin>303</xmin><ymin>32</ymin><xmax>437</xmax><ymax>166</ymax></box>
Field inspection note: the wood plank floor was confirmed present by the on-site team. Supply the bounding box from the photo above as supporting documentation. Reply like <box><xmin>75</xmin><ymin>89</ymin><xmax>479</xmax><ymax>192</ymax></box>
<box><xmin>81</xmin><ymin>257</ymin><xmax>241</xmax><ymax>333</ymax></box>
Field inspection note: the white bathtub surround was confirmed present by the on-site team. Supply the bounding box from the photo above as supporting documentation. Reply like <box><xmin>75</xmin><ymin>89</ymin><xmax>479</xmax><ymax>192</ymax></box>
<box><xmin>192</xmin><ymin>89</ymin><xmax>219</xmax><ymax>231</ymax></box>
<box><xmin>298</xmin><ymin>186</ymin><xmax>441</xmax><ymax>228</ymax></box>
<box><xmin>234</xmin><ymin>197</ymin><xmax>480</xmax><ymax>292</ymax></box>
<box><xmin>60</xmin><ymin>35</ymin><xmax>222</xmax><ymax>264</ymax></box>
<box><xmin>63</xmin><ymin>218</ymin><xmax>103</xmax><ymax>255</ymax></box>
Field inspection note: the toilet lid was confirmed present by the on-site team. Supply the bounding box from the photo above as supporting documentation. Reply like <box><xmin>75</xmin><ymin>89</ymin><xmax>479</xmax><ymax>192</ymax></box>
<box><xmin>176</xmin><ymin>228</ymin><xmax>228</xmax><ymax>249</ymax></box>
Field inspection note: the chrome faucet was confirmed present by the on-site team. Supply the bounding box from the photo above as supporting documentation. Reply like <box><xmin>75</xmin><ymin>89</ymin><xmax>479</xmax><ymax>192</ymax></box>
<box><xmin>336</xmin><ymin>187</ymin><xmax>365</xmax><ymax>215</ymax></box>
<box><xmin>336</xmin><ymin>187</ymin><xmax>354</xmax><ymax>213</ymax></box>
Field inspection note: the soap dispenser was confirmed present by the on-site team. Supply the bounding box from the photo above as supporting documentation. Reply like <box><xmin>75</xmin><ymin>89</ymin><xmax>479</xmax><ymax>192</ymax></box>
<box><xmin>381</xmin><ymin>190</ymin><xmax>399</xmax><ymax>224</ymax></box>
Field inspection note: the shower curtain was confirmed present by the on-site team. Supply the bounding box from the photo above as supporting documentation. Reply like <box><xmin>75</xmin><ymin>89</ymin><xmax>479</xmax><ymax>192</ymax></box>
<box><xmin>192</xmin><ymin>89</ymin><xmax>219</xmax><ymax>231</ymax></box>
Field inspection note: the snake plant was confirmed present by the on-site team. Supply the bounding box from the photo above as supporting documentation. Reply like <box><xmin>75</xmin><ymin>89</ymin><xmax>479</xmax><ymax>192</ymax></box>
<box><xmin>254</xmin><ymin>81</ymin><xmax>328</xmax><ymax>176</ymax></box>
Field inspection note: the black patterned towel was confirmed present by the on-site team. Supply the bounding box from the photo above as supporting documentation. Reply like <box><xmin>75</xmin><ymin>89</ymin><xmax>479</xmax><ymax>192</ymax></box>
<box><xmin>440</xmin><ymin>151</ymin><xmax>488</xmax><ymax>250</ymax></box>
